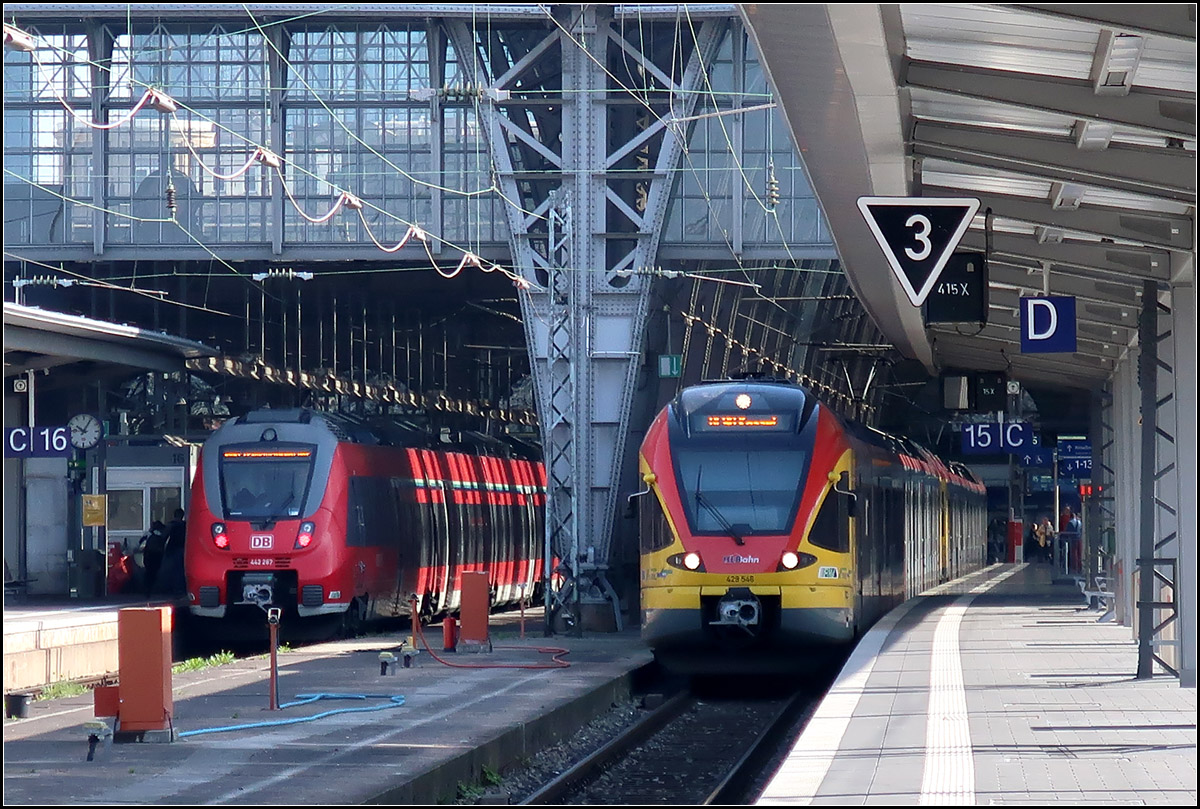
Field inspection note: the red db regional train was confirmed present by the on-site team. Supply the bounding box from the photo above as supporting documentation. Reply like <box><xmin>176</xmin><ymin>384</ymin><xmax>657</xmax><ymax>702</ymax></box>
<box><xmin>185</xmin><ymin>408</ymin><xmax>545</xmax><ymax>636</ymax></box>
<box><xmin>637</xmin><ymin>378</ymin><xmax>986</xmax><ymax>673</ymax></box>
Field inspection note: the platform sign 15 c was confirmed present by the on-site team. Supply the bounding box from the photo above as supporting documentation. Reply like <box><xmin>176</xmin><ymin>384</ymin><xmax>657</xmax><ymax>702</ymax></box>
<box><xmin>5</xmin><ymin>426</ymin><xmax>72</xmax><ymax>458</ymax></box>
<box><xmin>961</xmin><ymin>422</ymin><xmax>1035</xmax><ymax>455</ymax></box>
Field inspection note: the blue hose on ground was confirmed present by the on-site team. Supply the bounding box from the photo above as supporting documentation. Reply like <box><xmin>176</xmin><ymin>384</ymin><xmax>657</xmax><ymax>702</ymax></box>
<box><xmin>177</xmin><ymin>693</ymin><xmax>405</xmax><ymax>738</ymax></box>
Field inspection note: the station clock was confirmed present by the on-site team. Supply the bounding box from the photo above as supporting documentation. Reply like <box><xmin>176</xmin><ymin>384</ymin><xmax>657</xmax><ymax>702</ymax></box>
<box><xmin>67</xmin><ymin>413</ymin><xmax>103</xmax><ymax>450</ymax></box>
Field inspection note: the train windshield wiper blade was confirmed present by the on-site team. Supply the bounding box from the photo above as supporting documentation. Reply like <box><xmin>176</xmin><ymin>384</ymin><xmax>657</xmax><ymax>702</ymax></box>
<box><xmin>695</xmin><ymin>467</ymin><xmax>744</xmax><ymax>546</ymax></box>
<box><xmin>262</xmin><ymin>491</ymin><xmax>296</xmax><ymax>526</ymax></box>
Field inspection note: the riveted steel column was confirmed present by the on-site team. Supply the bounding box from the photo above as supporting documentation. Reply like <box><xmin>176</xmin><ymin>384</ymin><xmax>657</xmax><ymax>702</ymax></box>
<box><xmin>1136</xmin><ymin>280</ymin><xmax>1158</xmax><ymax>678</ymax></box>
<box><xmin>449</xmin><ymin>12</ymin><xmax>729</xmax><ymax>632</ymax></box>
<box><xmin>89</xmin><ymin>23</ymin><xmax>112</xmax><ymax>256</ymax></box>
<box><xmin>1171</xmin><ymin>273</ymin><xmax>1195</xmax><ymax>687</ymax></box>
<box><xmin>267</xmin><ymin>25</ymin><xmax>286</xmax><ymax>256</ymax></box>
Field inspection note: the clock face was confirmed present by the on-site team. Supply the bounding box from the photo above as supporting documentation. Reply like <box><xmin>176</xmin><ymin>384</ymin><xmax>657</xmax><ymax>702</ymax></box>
<box><xmin>68</xmin><ymin>413</ymin><xmax>102</xmax><ymax>449</ymax></box>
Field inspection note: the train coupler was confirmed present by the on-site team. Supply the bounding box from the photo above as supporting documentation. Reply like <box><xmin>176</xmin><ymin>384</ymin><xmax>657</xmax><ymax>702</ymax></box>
<box><xmin>709</xmin><ymin>588</ymin><xmax>762</xmax><ymax>635</ymax></box>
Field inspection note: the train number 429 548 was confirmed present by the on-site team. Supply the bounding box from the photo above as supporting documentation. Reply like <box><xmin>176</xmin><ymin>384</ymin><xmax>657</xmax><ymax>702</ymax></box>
<box><xmin>725</xmin><ymin>575</ymin><xmax>755</xmax><ymax>584</ymax></box>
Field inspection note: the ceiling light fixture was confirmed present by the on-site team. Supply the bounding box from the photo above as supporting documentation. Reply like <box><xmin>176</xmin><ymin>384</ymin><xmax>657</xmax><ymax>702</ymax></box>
<box><xmin>1092</xmin><ymin>30</ymin><xmax>1143</xmax><ymax>97</ymax></box>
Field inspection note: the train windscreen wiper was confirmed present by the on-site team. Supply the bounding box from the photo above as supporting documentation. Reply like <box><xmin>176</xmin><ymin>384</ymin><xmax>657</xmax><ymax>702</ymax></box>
<box><xmin>695</xmin><ymin>467</ymin><xmax>744</xmax><ymax>546</ymax></box>
<box><xmin>261</xmin><ymin>491</ymin><xmax>296</xmax><ymax>527</ymax></box>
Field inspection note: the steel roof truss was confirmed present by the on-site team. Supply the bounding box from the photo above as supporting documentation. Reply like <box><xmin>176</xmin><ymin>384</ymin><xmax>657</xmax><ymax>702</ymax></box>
<box><xmin>930</xmin><ymin>322</ymin><xmax>1120</xmax><ymax>359</ymax></box>
<box><xmin>986</xmin><ymin>260</ymin><xmax>1149</xmax><ymax>304</ymax></box>
<box><xmin>1006</xmin><ymin>5</ymin><xmax>1198</xmax><ymax>44</ymax></box>
<box><xmin>912</xmin><ymin>122</ymin><xmax>1195</xmax><ymax>201</ymax></box>
<box><xmin>921</xmin><ymin>185</ymin><xmax>1192</xmax><ymax>251</ymax></box>
<box><xmin>905</xmin><ymin>59</ymin><xmax>1196</xmax><ymax>139</ymax></box>
<box><xmin>959</xmin><ymin>233</ymin><xmax>1170</xmax><ymax>282</ymax></box>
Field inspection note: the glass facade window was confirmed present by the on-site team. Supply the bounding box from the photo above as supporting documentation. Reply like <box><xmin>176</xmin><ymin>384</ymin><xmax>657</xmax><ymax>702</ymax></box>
<box><xmin>107</xmin><ymin>26</ymin><xmax>270</xmax><ymax>245</ymax></box>
<box><xmin>4</xmin><ymin>15</ymin><xmax>828</xmax><ymax>258</ymax></box>
<box><xmin>4</xmin><ymin>28</ymin><xmax>95</xmax><ymax>245</ymax></box>
<box><xmin>663</xmin><ymin>29</ymin><xmax>826</xmax><ymax>250</ymax></box>
<box><xmin>107</xmin><ymin>489</ymin><xmax>145</xmax><ymax>532</ymax></box>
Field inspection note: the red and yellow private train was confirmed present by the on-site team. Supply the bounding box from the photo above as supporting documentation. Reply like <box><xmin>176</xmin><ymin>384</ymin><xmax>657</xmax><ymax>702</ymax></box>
<box><xmin>637</xmin><ymin>378</ymin><xmax>986</xmax><ymax>672</ymax></box>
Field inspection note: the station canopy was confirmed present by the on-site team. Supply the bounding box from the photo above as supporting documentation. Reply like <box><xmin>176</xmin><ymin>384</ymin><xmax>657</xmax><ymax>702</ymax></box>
<box><xmin>743</xmin><ymin>4</ymin><xmax>1196</xmax><ymax>390</ymax></box>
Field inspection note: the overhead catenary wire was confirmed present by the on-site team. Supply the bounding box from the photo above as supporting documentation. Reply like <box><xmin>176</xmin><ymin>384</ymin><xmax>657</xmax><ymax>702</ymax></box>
<box><xmin>5</xmin><ymin>24</ymin><xmax>544</xmax><ymax>295</ymax></box>
<box><xmin>7</xmin><ymin>15</ymin><xmax>840</xmax><ymax>320</ymax></box>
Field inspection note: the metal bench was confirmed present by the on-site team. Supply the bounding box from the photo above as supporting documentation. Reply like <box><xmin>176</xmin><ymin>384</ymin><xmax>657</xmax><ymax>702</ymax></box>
<box><xmin>1078</xmin><ymin>575</ymin><xmax>1115</xmax><ymax>622</ymax></box>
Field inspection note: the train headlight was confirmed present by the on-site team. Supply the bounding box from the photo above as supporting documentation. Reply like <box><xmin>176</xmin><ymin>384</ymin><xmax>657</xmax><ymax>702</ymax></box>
<box><xmin>211</xmin><ymin>522</ymin><xmax>229</xmax><ymax>550</ymax></box>
<box><xmin>294</xmin><ymin>521</ymin><xmax>315</xmax><ymax>549</ymax></box>
<box><xmin>776</xmin><ymin>550</ymin><xmax>818</xmax><ymax>572</ymax></box>
<box><xmin>666</xmin><ymin>552</ymin><xmax>706</xmax><ymax>572</ymax></box>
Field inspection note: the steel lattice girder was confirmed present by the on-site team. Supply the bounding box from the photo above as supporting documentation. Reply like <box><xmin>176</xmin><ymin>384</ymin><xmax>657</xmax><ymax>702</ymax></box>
<box><xmin>446</xmin><ymin>11</ymin><xmax>727</xmax><ymax>587</ymax></box>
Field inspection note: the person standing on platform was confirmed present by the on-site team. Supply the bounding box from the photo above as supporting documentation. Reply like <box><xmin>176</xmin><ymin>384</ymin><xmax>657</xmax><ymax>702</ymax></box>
<box><xmin>1060</xmin><ymin>507</ymin><xmax>1081</xmax><ymax>573</ymax></box>
<box><xmin>160</xmin><ymin>508</ymin><xmax>188</xmax><ymax>596</ymax></box>
<box><xmin>1033</xmin><ymin>516</ymin><xmax>1054</xmax><ymax>562</ymax></box>
<box><xmin>138</xmin><ymin>521</ymin><xmax>168</xmax><ymax>596</ymax></box>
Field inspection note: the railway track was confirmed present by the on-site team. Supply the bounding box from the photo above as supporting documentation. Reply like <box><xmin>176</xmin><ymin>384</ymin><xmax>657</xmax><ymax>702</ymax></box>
<box><xmin>521</xmin><ymin>688</ymin><xmax>808</xmax><ymax>805</ymax></box>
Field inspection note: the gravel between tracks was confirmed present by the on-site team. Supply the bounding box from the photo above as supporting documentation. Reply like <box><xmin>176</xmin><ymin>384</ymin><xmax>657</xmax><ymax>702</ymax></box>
<box><xmin>455</xmin><ymin>697</ymin><xmax>645</xmax><ymax>804</ymax></box>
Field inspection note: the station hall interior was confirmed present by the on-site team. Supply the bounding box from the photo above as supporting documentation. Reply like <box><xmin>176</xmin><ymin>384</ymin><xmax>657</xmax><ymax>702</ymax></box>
<box><xmin>2</xmin><ymin>4</ymin><xmax>1195</xmax><ymax>687</ymax></box>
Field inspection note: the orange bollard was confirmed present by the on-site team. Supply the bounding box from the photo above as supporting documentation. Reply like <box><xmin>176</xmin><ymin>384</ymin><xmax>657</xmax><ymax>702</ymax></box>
<box><xmin>459</xmin><ymin>572</ymin><xmax>490</xmax><ymax>647</ymax></box>
<box><xmin>116</xmin><ymin>607</ymin><xmax>173</xmax><ymax>733</ymax></box>
<box><xmin>443</xmin><ymin>616</ymin><xmax>458</xmax><ymax>652</ymax></box>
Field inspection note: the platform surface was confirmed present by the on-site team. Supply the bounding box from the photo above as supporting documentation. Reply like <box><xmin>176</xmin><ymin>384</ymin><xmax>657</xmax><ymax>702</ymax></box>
<box><xmin>757</xmin><ymin>563</ymin><xmax>1197</xmax><ymax>805</ymax></box>
<box><xmin>2</xmin><ymin>609</ymin><xmax>652</xmax><ymax>805</ymax></box>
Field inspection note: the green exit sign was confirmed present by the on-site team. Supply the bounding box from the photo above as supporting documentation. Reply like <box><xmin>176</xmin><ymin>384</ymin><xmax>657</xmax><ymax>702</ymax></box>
<box><xmin>658</xmin><ymin>354</ymin><xmax>682</xmax><ymax>378</ymax></box>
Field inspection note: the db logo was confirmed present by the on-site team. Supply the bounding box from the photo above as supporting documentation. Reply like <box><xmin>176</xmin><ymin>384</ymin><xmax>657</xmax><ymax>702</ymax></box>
<box><xmin>250</xmin><ymin>534</ymin><xmax>273</xmax><ymax>550</ymax></box>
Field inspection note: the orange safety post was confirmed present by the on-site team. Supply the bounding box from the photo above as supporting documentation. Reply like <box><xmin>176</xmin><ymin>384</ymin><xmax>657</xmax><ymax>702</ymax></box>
<box><xmin>459</xmin><ymin>571</ymin><xmax>490</xmax><ymax>646</ymax></box>
<box><xmin>116</xmin><ymin>607</ymin><xmax>173</xmax><ymax>732</ymax></box>
<box><xmin>1007</xmin><ymin>520</ymin><xmax>1024</xmax><ymax>563</ymax></box>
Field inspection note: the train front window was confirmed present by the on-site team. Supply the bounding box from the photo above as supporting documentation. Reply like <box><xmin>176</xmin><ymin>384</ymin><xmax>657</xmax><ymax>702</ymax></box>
<box><xmin>220</xmin><ymin>445</ymin><xmax>316</xmax><ymax>520</ymax></box>
<box><xmin>676</xmin><ymin>448</ymin><xmax>807</xmax><ymax>535</ymax></box>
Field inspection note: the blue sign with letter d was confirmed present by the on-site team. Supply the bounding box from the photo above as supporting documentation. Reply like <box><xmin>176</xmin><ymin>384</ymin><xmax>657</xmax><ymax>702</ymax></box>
<box><xmin>1020</xmin><ymin>296</ymin><xmax>1076</xmax><ymax>353</ymax></box>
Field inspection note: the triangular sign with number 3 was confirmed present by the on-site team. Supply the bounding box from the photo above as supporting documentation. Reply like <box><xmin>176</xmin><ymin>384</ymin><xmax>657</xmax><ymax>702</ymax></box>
<box><xmin>857</xmin><ymin>197</ymin><xmax>980</xmax><ymax>307</ymax></box>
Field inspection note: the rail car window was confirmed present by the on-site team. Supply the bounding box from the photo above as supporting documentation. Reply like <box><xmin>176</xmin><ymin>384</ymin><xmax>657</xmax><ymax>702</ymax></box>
<box><xmin>807</xmin><ymin>489</ymin><xmax>850</xmax><ymax>553</ymax></box>
<box><xmin>639</xmin><ymin>492</ymin><xmax>675</xmax><ymax>554</ymax></box>
<box><xmin>347</xmin><ymin>476</ymin><xmax>402</xmax><ymax>548</ymax></box>
<box><xmin>220</xmin><ymin>444</ymin><xmax>316</xmax><ymax>520</ymax></box>
<box><xmin>675</xmin><ymin>449</ymin><xmax>807</xmax><ymax>535</ymax></box>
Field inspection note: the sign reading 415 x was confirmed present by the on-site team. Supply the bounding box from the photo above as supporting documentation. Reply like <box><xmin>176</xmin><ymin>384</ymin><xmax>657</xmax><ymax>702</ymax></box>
<box><xmin>857</xmin><ymin>197</ymin><xmax>980</xmax><ymax>307</ymax></box>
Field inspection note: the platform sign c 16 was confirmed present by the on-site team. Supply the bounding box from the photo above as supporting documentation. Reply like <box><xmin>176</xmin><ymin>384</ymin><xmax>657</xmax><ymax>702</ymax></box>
<box><xmin>5</xmin><ymin>425</ymin><xmax>71</xmax><ymax>458</ymax></box>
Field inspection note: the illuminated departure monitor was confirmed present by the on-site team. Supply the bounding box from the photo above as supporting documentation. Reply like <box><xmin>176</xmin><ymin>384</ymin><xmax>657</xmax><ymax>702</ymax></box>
<box><xmin>692</xmin><ymin>413</ymin><xmax>795</xmax><ymax>432</ymax></box>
